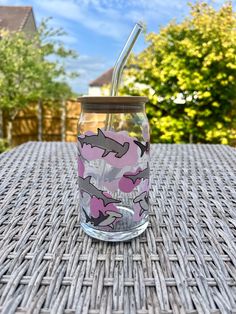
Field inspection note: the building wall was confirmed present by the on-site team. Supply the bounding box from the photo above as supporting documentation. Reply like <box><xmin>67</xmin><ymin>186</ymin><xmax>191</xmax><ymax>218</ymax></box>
<box><xmin>22</xmin><ymin>12</ymin><xmax>37</xmax><ymax>35</ymax></box>
<box><xmin>88</xmin><ymin>86</ymin><xmax>110</xmax><ymax>96</ymax></box>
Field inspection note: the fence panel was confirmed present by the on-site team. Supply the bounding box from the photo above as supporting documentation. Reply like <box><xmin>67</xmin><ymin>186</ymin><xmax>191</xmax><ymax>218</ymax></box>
<box><xmin>3</xmin><ymin>100</ymin><xmax>81</xmax><ymax>146</ymax></box>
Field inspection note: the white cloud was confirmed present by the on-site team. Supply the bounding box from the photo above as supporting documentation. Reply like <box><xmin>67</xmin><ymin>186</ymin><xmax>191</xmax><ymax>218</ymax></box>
<box><xmin>67</xmin><ymin>55</ymin><xmax>107</xmax><ymax>74</ymax></box>
<box><xmin>34</xmin><ymin>0</ymin><xmax>187</xmax><ymax>41</ymax></box>
<box><xmin>59</xmin><ymin>34</ymin><xmax>78</xmax><ymax>45</ymax></box>
<box><xmin>64</xmin><ymin>54</ymin><xmax>110</xmax><ymax>94</ymax></box>
<box><xmin>44</xmin><ymin>54</ymin><xmax>108</xmax><ymax>94</ymax></box>
<box><xmin>35</xmin><ymin>0</ymin><xmax>185</xmax><ymax>42</ymax></box>
<box><xmin>33</xmin><ymin>0</ymin><xmax>191</xmax><ymax>42</ymax></box>
<box><xmin>34</xmin><ymin>0</ymin><xmax>129</xmax><ymax>40</ymax></box>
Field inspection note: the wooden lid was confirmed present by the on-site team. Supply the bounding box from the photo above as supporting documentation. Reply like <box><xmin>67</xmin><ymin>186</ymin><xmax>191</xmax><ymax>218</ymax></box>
<box><xmin>78</xmin><ymin>96</ymin><xmax>148</xmax><ymax>113</ymax></box>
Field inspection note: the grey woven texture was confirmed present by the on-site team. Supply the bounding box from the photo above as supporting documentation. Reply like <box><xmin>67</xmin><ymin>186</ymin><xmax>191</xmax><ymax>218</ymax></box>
<box><xmin>0</xmin><ymin>142</ymin><xmax>236</xmax><ymax>314</ymax></box>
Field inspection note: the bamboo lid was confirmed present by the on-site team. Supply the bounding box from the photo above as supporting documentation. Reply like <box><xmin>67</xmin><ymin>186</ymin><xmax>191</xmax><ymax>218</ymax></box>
<box><xmin>78</xmin><ymin>96</ymin><xmax>148</xmax><ymax>113</ymax></box>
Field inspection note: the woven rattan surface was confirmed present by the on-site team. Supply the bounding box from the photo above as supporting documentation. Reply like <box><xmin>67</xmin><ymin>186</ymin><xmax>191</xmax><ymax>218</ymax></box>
<box><xmin>0</xmin><ymin>142</ymin><xmax>236</xmax><ymax>314</ymax></box>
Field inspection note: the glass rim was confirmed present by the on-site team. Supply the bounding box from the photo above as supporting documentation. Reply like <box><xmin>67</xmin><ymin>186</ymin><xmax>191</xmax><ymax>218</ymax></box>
<box><xmin>78</xmin><ymin>96</ymin><xmax>148</xmax><ymax>105</ymax></box>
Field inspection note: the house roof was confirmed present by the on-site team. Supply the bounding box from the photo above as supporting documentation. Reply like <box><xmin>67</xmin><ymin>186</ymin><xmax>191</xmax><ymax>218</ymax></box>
<box><xmin>89</xmin><ymin>68</ymin><xmax>114</xmax><ymax>87</ymax></box>
<box><xmin>0</xmin><ymin>6</ymin><xmax>35</xmax><ymax>32</ymax></box>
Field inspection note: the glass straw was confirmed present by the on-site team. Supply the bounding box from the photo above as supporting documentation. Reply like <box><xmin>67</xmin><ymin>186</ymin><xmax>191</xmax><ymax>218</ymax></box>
<box><xmin>110</xmin><ymin>22</ymin><xmax>144</xmax><ymax>97</ymax></box>
<box><xmin>104</xmin><ymin>22</ymin><xmax>143</xmax><ymax>130</ymax></box>
<box><xmin>102</xmin><ymin>22</ymin><xmax>144</xmax><ymax>184</ymax></box>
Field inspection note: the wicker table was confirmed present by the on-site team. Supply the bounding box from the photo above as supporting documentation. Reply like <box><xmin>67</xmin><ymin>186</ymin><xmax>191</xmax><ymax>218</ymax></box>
<box><xmin>0</xmin><ymin>142</ymin><xmax>236</xmax><ymax>314</ymax></box>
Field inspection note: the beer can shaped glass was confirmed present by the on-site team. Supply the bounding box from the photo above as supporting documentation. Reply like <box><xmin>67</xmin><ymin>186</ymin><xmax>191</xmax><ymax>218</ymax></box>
<box><xmin>77</xmin><ymin>96</ymin><xmax>150</xmax><ymax>241</ymax></box>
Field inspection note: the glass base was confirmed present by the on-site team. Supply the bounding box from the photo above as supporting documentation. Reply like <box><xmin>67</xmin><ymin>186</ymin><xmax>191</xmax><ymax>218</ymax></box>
<box><xmin>81</xmin><ymin>220</ymin><xmax>149</xmax><ymax>242</ymax></box>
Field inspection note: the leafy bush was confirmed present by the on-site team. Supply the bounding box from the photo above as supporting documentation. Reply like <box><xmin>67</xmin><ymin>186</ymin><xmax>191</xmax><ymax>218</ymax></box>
<box><xmin>121</xmin><ymin>2</ymin><xmax>236</xmax><ymax>144</ymax></box>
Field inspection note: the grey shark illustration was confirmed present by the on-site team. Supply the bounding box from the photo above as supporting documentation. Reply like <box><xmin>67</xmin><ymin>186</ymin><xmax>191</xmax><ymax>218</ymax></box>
<box><xmin>133</xmin><ymin>191</ymin><xmax>149</xmax><ymax>216</ymax></box>
<box><xmin>79</xmin><ymin>176</ymin><xmax>121</xmax><ymax>206</ymax></box>
<box><xmin>123</xmin><ymin>164</ymin><xmax>149</xmax><ymax>184</ymax></box>
<box><xmin>83</xmin><ymin>208</ymin><xmax>122</xmax><ymax>228</ymax></box>
<box><xmin>77</xmin><ymin>142</ymin><xmax>82</xmax><ymax>157</ymax></box>
<box><xmin>134</xmin><ymin>140</ymin><xmax>150</xmax><ymax>157</ymax></box>
<box><xmin>78</xmin><ymin>128</ymin><xmax>130</xmax><ymax>158</ymax></box>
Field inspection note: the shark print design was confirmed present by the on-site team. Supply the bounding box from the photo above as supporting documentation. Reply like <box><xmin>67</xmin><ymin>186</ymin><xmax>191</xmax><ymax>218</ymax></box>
<box><xmin>78</xmin><ymin>130</ymin><xmax>139</xmax><ymax>168</ymax></box>
<box><xmin>134</xmin><ymin>140</ymin><xmax>150</xmax><ymax>157</ymax></box>
<box><xmin>78</xmin><ymin>128</ymin><xmax>130</xmax><ymax>158</ymax></box>
<box><xmin>79</xmin><ymin>176</ymin><xmax>121</xmax><ymax>206</ymax></box>
<box><xmin>83</xmin><ymin>208</ymin><xmax>122</xmax><ymax>228</ymax></box>
<box><xmin>133</xmin><ymin>191</ymin><xmax>149</xmax><ymax>216</ymax></box>
<box><xmin>123</xmin><ymin>164</ymin><xmax>149</xmax><ymax>184</ymax></box>
<box><xmin>90</xmin><ymin>194</ymin><xmax>119</xmax><ymax>218</ymax></box>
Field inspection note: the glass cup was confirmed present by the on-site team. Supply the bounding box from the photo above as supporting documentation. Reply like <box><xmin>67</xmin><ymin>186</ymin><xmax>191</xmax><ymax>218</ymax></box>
<box><xmin>77</xmin><ymin>96</ymin><xmax>150</xmax><ymax>241</ymax></box>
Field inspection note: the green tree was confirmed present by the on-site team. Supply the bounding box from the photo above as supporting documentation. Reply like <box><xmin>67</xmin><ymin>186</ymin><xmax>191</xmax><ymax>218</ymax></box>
<box><xmin>121</xmin><ymin>2</ymin><xmax>236</xmax><ymax>144</ymax></box>
<box><xmin>0</xmin><ymin>19</ymin><xmax>78</xmax><ymax>145</ymax></box>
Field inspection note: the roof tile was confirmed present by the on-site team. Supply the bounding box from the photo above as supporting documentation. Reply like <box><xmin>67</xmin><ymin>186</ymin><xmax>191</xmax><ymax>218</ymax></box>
<box><xmin>89</xmin><ymin>68</ymin><xmax>113</xmax><ymax>87</ymax></box>
<box><xmin>0</xmin><ymin>6</ymin><xmax>32</xmax><ymax>31</ymax></box>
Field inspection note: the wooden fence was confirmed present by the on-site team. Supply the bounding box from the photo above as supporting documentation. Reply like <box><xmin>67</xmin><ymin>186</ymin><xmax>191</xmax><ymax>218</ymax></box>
<box><xmin>3</xmin><ymin>100</ymin><xmax>81</xmax><ymax>147</ymax></box>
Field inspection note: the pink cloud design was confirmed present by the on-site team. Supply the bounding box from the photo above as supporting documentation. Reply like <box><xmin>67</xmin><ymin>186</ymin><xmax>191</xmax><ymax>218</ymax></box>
<box><xmin>78</xmin><ymin>156</ymin><xmax>85</xmax><ymax>177</ymax></box>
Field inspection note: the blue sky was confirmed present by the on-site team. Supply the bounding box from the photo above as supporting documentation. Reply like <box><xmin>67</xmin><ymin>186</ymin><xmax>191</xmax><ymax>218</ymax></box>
<box><xmin>0</xmin><ymin>0</ymin><xmax>231</xmax><ymax>94</ymax></box>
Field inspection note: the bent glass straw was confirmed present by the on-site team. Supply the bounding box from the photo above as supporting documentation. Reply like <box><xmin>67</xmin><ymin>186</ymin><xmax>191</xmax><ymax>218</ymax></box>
<box><xmin>102</xmin><ymin>22</ymin><xmax>144</xmax><ymax>180</ymax></box>
<box><xmin>110</xmin><ymin>22</ymin><xmax>144</xmax><ymax>97</ymax></box>
<box><xmin>104</xmin><ymin>22</ymin><xmax>144</xmax><ymax>131</ymax></box>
